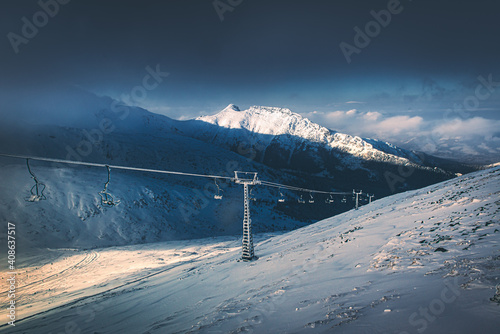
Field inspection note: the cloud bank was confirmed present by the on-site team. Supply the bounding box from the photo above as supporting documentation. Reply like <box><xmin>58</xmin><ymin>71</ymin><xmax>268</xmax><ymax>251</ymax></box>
<box><xmin>305</xmin><ymin>109</ymin><xmax>500</xmax><ymax>164</ymax></box>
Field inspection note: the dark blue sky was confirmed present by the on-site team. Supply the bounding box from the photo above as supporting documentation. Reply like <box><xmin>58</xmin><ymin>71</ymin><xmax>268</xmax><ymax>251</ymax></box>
<box><xmin>1</xmin><ymin>0</ymin><xmax>499</xmax><ymax>161</ymax></box>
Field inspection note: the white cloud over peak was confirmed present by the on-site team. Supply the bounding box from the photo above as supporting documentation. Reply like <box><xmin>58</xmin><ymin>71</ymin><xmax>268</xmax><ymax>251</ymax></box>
<box><xmin>304</xmin><ymin>109</ymin><xmax>500</xmax><ymax>164</ymax></box>
<box><xmin>433</xmin><ymin>117</ymin><xmax>500</xmax><ymax>139</ymax></box>
<box><xmin>307</xmin><ymin>109</ymin><xmax>423</xmax><ymax>138</ymax></box>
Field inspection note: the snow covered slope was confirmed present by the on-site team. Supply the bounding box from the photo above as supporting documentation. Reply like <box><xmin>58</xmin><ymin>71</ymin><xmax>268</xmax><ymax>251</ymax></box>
<box><xmin>2</xmin><ymin>166</ymin><xmax>498</xmax><ymax>333</ymax></box>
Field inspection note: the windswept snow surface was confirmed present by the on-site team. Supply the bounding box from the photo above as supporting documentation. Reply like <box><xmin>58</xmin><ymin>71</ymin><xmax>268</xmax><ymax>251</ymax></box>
<box><xmin>1</xmin><ymin>167</ymin><xmax>499</xmax><ymax>333</ymax></box>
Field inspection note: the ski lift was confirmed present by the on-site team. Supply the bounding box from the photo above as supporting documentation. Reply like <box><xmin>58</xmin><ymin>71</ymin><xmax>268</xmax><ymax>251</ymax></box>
<box><xmin>249</xmin><ymin>187</ymin><xmax>256</xmax><ymax>201</ymax></box>
<box><xmin>367</xmin><ymin>194</ymin><xmax>375</xmax><ymax>204</ymax></box>
<box><xmin>278</xmin><ymin>189</ymin><xmax>285</xmax><ymax>203</ymax></box>
<box><xmin>308</xmin><ymin>192</ymin><xmax>315</xmax><ymax>204</ymax></box>
<box><xmin>214</xmin><ymin>178</ymin><xmax>223</xmax><ymax>200</ymax></box>
<box><xmin>99</xmin><ymin>165</ymin><xmax>120</xmax><ymax>207</ymax></box>
<box><xmin>26</xmin><ymin>158</ymin><xmax>46</xmax><ymax>202</ymax></box>
<box><xmin>325</xmin><ymin>194</ymin><xmax>334</xmax><ymax>204</ymax></box>
<box><xmin>298</xmin><ymin>194</ymin><xmax>305</xmax><ymax>204</ymax></box>
<box><xmin>341</xmin><ymin>196</ymin><xmax>347</xmax><ymax>204</ymax></box>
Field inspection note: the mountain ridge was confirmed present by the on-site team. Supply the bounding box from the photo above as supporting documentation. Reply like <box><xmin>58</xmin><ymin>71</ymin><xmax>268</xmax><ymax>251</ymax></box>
<box><xmin>195</xmin><ymin>104</ymin><xmax>435</xmax><ymax>170</ymax></box>
<box><xmin>0</xmin><ymin>91</ymin><xmax>483</xmax><ymax>247</ymax></box>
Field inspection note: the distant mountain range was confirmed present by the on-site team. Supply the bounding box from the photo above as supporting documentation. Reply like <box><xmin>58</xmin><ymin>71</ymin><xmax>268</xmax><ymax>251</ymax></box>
<box><xmin>0</xmin><ymin>89</ymin><xmax>484</xmax><ymax>248</ymax></box>
<box><xmin>183</xmin><ymin>104</ymin><xmax>478</xmax><ymax>195</ymax></box>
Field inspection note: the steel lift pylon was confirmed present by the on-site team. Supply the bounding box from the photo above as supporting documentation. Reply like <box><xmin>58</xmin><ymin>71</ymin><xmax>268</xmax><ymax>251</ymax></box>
<box><xmin>234</xmin><ymin>171</ymin><xmax>260</xmax><ymax>261</ymax></box>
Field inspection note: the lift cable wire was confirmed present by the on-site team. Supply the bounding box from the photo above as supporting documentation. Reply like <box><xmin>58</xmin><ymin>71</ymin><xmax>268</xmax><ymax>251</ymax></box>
<box><xmin>2</xmin><ymin>153</ymin><xmax>367</xmax><ymax>262</ymax></box>
<box><xmin>259</xmin><ymin>180</ymin><xmax>351</xmax><ymax>196</ymax></box>
<box><xmin>1</xmin><ymin>153</ymin><xmax>353</xmax><ymax>196</ymax></box>
<box><xmin>0</xmin><ymin>153</ymin><xmax>234</xmax><ymax>181</ymax></box>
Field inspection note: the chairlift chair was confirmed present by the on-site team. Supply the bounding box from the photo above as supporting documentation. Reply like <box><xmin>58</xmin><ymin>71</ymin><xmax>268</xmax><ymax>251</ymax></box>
<box><xmin>99</xmin><ymin>165</ymin><xmax>120</xmax><ymax>207</ymax></box>
<box><xmin>249</xmin><ymin>187</ymin><xmax>256</xmax><ymax>201</ymax></box>
<box><xmin>214</xmin><ymin>179</ymin><xmax>223</xmax><ymax>200</ymax></box>
<box><xmin>308</xmin><ymin>193</ymin><xmax>315</xmax><ymax>204</ymax></box>
<box><xmin>278</xmin><ymin>190</ymin><xmax>285</xmax><ymax>203</ymax></box>
<box><xmin>298</xmin><ymin>195</ymin><xmax>305</xmax><ymax>204</ymax></box>
<box><xmin>341</xmin><ymin>196</ymin><xmax>347</xmax><ymax>204</ymax></box>
<box><xmin>100</xmin><ymin>191</ymin><xmax>118</xmax><ymax>207</ymax></box>
<box><xmin>325</xmin><ymin>194</ymin><xmax>334</xmax><ymax>204</ymax></box>
<box><xmin>26</xmin><ymin>158</ymin><xmax>46</xmax><ymax>202</ymax></box>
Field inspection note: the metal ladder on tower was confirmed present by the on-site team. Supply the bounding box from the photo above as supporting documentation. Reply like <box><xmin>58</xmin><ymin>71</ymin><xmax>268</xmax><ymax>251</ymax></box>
<box><xmin>241</xmin><ymin>183</ymin><xmax>255</xmax><ymax>260</ymax></box>
<box><xmin>234</xmin><ymin>171</ymin><xmax>260</xmax><ymax>261</ymax></box>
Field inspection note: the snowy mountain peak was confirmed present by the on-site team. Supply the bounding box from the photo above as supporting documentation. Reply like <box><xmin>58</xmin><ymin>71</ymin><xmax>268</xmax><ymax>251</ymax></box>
<box><xmin>196</xmin><ymin>105</ymin><xmax>425</xmax><ymax>168</ymax></box>
<box><xmin>247</xmin><ymin>105</ymin><xmax>294</xmax><ymax>116</ymax></box>
<box><xmin>223</xmin><ymin>104</ymin><xmax>240</xmax><ymax>112</ymax></box>
<box><xmin>197</xmin><ymin>104</ymin><xmax>326</xmax><ymax>139</ymax></box>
